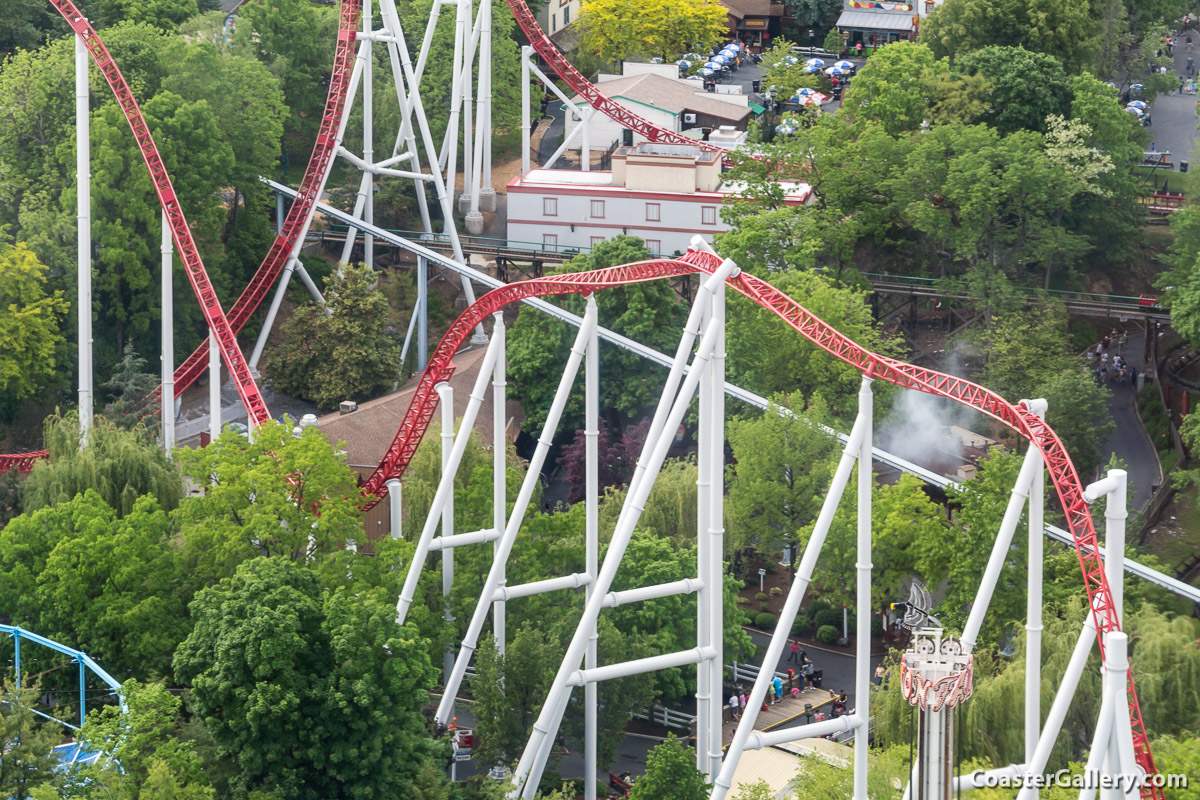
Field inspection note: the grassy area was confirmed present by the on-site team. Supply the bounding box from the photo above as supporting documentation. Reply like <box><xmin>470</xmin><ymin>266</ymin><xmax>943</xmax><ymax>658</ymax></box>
<box><xmin>1134</xmin><ymin>165</ymin><xmax>1188</xmax><ymax>194</ymax></box>
<box><xmin>1137</xmin><ymin>384</ymin><xmax>1175</xmax><ymax>453</ymax></box>
<box><xmin>1160</xmin><ymin>448</ymin><xmax>1181</xmax><ymax>475</ymax></box>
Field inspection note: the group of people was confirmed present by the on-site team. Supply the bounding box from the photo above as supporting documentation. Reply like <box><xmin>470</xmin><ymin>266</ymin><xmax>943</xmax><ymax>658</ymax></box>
<box><xmin>1087</xmin><ymin>328</ymin><xmax>1137</xmax><ymax>387</ymax></box>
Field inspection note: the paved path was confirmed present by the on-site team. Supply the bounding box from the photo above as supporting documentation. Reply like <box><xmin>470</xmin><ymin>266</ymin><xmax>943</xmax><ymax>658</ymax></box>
<box><xmin>1146</xmin><ymin>42</ymin><xmax>1200</xmax><ymax>179</ymax></box>
<box><xmin>1095</xmin><ymin>331</ymin><xmax>1161</xmax><ymax>511</ymax></box>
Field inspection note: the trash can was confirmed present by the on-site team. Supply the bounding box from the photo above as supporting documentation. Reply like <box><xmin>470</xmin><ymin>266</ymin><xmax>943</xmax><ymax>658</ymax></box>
<box><xmin>1181</xmin><ymin>160</ymin><xmax>1189</xmax><ymax>172</ymax></box>
<box><xmin>812</xmin><ymin>669</ymin><xmax>824</xmax><ymax>688</ymax></box>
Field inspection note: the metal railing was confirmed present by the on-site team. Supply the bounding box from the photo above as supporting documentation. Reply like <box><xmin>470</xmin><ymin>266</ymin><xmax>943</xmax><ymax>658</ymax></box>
<box><xmin>633</xmin><ymin>705</ymin><xmax>695</xmax><ymax>731</ymax></box>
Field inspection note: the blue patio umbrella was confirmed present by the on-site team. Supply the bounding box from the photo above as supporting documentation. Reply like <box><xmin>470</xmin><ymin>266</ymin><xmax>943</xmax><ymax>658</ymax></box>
<box><xmin>1127</xmin><ymin>100</ymin><xmax>1148</xmax><ymax>109</ymax></box>
<box><xmin>805</xmin><ymin>57</ymin><xmax>825</xmax><ymax>67</ymax></box>
<box><xmin>826</xmin><ymin>66</ymin><xmax>847</xmax><ymax>76</ymax></box>
<box><xmin>834</xmin><ymin>60</ymin><xmax>855</xmax><ymax>70</ymax></box>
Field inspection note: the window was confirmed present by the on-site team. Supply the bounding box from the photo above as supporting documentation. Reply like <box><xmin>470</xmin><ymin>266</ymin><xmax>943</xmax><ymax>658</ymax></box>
<box><xmin>701</xmin><ymin>206</ymin><xmax>717</xmax><ymax>225</ymax></box>
<box><xmin>543</xmin><ymin>233</ymin><xmax>558</xmax><ymax>248</ymax></box>
<box><xmin>645</xmin><ymin>239</ymin><xmax>662</xmax><ymax>254</ymax></box>
<box><xmin>551</xmin><ymin>13</ymin><xmax>556</xmax><ymax>31</ymax></box>
<box><xmin>590</xmin><ymin>236</ymin><xmax>605</xmax><ymax>247</ymax></box>
<box><xmin>562</xmin><ymin>6</ymin><xmax>570</xmax><ymax>24</ymax></box>
<box><xmin>590</xmin><ymin>199</ymin><xmax>605</xmax><ymax>218</ymax></box>
<box><xmin>645</xmin><ymin>202</ymin><xmax>661</xmax><ymax>222</ymax></box>
<box><xmin>543</xmin><ymin>197</ymin><xmax>558</xmax><ymax>216</ymax></box>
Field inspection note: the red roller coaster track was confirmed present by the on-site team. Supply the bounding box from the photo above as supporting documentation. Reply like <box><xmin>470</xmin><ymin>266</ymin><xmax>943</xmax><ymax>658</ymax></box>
<box><xmin>359</xmin><ymin>249</ymin><xmax>1163</xmax><ymax>797</ymax></box>
<box><xmin>0</xmin><ymin>4</ymin><xmax>1165</xmax><ymax>790</ymax></box>
<box><xmin>46</xmin><ymin>0</ymin><xmax>271</xmax><ymax>428</ymax></box>
<box><xmin>1</xmin><ymin>0</ymin><xmax>720</xmax><ymax>475</ymax></box>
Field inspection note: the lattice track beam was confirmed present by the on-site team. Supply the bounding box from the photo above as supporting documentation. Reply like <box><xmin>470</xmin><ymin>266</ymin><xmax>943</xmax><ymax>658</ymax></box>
<box><xmin>49</xmin><ymin>0</ymin><xmax>270</xmax><ymax>426</ymax></box>
<box><xmin>359</xmin><ymin>252</ymin><xmax>1161</xmax><ymax>797</ymax></box>
<box><xmin>166</xmin><ymin>0</ymin><xmax>364</xmax><ymax>398</ymax></box>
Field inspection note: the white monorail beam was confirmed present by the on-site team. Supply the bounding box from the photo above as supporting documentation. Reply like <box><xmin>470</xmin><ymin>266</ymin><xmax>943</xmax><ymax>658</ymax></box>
<box><xmin>584</xmin><ymin>283</ymin><xmax>600</xmax><ymax>800</ymax></box>
<box><xmin>745</xmin><ymin>714</ymin><xmax>864</xmax><ymax>750</ymax></box>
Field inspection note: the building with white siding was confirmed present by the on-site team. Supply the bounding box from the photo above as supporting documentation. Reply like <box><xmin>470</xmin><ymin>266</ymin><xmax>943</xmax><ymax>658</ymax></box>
<box><xmin>507</xmin><ymin>143</ymin><xmax>811</xmax><ymax>256</ymax></box>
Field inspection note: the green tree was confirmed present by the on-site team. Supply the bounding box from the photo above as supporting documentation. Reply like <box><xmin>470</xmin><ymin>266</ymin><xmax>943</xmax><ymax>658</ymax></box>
<box><xmin>0</xmin><ymin>681</ymin><xmax>63</xmax><ymax>800</ymax></box>
<box><xmin>469</xmin><ymin>629</ymin><xmax>559</xmax><ymax>769</ymax></box>
<box><xmin>173</xmin><ymin>557</ymin><xmax>444</xmax><ymax>800</ymax></box>
<box><xmin>90</xmin><ymin>0</ymin><xmax>200</xmax><ymax>29</ymax></box>
<box><xmin>87</xmin><ymin>90</ymin><xmax>233</xmax><ymax>356</ymax></box>
<box><xmin>724</xmin><ymin>272</ymin><xmax>899</xmax><ymax>419</ymax></box>
<box><xmin>1038</xmin><ymin>368</ymin><xmax>1114</xmax><ymax>479</ymax></box>
<box><xmin>577</xmin><ymin>0</ymin><xmax>727</xmax><ymax>62</ymax></box>
<box><xmin>172</xmin><ymin>421</ymin><xmax>364</xmax><ymax>593</ymax></box>
<box><xmin>13</xmin><ymin>491</ymin><xmax>187</xmax><ymax>680</ymax></box>
<box><xmin>263</xmin><ymin>264</ymin><xmax>403</xmax><ymax>410</ymax></box>
<box><xmin>0</xmin><ymin>241</ymin><xmax>68</xmax><ymax>408</ymax></box>
<box><xmin>101</xmin><ymin>343</ymin><xmax>161</xmax><ymax>428</ymax></box>
<box><xmin>76</xmin><ymin>680</ymin><xmax>213</xmax><ymax>799</ymax></box>
<box><xmin>0</xmin><ymin>465</ymin><xmax>21</xmax><ymax>526</ymax></box>
<box><xmin>841</xmin><ymin>41</ymin><xmax>942</xmax><ymax>134</ymax></box>
<box><xmin>822</xmin><ymin>28</ymin><xmax>844</xmax><ymax>57</ymax></box>
<box><xmin>1151</xmin><ymin>734</ymin><xmax>1200</xmax><ymax>800</ymax></box>
<box><xmin>506</xmin><ymin>237</ymin><xmax>686</xmax><ymax>432</ymax></box>
<box><xmin>955</xmin><ymin>46</ymin><xmax>1072</xmax><ymax>135</ymax></box>
<box><xmin>770</xmin><ymin>745</ymin><xmax>910</xmax><ymax>800</ymax></box>
<box><xmin>23</xmin><ymin>412</ymin><xmax>183</xmax><ymax>517</ymax></box>
<box><xmin>919</xmin><ymin>0</ymin><xmax>1099</xmax><ymax>73</ymax></box>
<box><xmin>627</xmin><ymin>735</ymin><xmax>710</xmax><ymax>800</ymax></box>
<box><xmin>725</xmin><ymin>395</ymin><xmax>841</xmax><ymax>562</ymax></box>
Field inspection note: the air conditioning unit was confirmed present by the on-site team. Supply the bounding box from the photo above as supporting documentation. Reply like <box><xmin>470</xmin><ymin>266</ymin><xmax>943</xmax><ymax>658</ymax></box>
<box><xmin>683</xmin><ymin>113</ymin><xmax>697</xmax><ymax>124</ymax></box>
<box><xmin>339</xmin><ymin>400</ymin><xmax>358</xmax><ymax>415</ymax></box>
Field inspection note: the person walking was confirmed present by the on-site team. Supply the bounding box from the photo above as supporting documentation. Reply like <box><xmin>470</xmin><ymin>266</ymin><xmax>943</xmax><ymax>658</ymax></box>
<box><xmin>729</xmin><ymin>689</ymin><xmax>740</xmax><ymax>720</ymax></box>
<box><xmin>788</xmin><ymin>640</ymin><xmax>800</xmax><ymax>664</ymax></box>
<box><xmin>739</xmin><ymin>688</ymin><xmax>748</xmax><ymax>714</ymax></box>
<box><xmin>772</xmin><ymin>675</ymin><xmax>784</xmax><ymax>705</ymax></box>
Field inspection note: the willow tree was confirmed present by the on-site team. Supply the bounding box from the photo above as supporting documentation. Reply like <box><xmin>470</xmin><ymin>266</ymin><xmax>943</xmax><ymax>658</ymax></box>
<box><xmin>22</xmin><ymin>412</ymin><xmax>182</xmax><ymax>517</ymax></box>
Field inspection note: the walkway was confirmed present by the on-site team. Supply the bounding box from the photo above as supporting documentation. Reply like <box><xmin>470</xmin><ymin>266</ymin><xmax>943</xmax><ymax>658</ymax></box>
<box><xmin>1097</xmin><ymin>330</ymin><xmax>1161</xmax><ymax>511</ymax></box>
<box><xmin>1146</xmin><ymin>41</ymin><xmax>1200</xmax><ymax>180</ymax></box>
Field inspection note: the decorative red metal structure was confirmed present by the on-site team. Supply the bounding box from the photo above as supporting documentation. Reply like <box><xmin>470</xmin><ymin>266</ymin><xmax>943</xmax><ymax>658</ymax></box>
<box><xmin>359</xmin><ymin>249</ymin><xmax>1162</xmax><ymax>798</ymax></box>
<box><xmin>46</xmin><ymin>0</ymin><xmax>271</xmax><ymax>429</ymax></box>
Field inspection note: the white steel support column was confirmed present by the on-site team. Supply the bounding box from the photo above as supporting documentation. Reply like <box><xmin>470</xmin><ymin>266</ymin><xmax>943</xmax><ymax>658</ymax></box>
<box><xmin>249</xmin><ymin>260</ymin><xmax>297</xmax><ymax>370</ymax></box>
<box><xmin>460</xmin><ymin>0</ymin><xmax>475</xmax><ymax>214</ymax></box>
<box><xmin>436</xmin><ymin>301</ymin><xmax>601</xmax><ymax>724</ymax></box>
<box><xmin>704</xmin><ymin>276</ymin><xmax>727</xmax><ymax>779</ymax></box>
<box><xmin>960</xmin><ymin>445</ymin><xmax>1042</xmax><ymax>652</ymax></box>
<box><xmin>439</xmin><ymin>382</ymin><xmax>456</xmax><ymax>683</ymax></box>
<box><xmin>584</xmin><ymin>296</ymin><xmax>599</xmax><ymax>800</ymax></box>
<box><xmin>387</xmin><ymin>478</ymin><xmax>403</xmax><ymax>539</ymax></box>
<box><xmin>76</xmin><ymin>34</ymin><xmax>93</xmax><ymax>443</ymax></box>
<box><xmin>443</xmin><ymin>0</ymin><xmax>466</xmax><ymax>195</ymax></box>
<box><xmin>160</xmin><ymin>210</ymin><xmax>174</xmax><ymax>454</ymax></box>
<box><xmin>362</xmin><ymin>0</ymin><xmax>374</xmax><ymax>269</ymax></box>
<box><xmin>1024</xmin><ymin>399</ymin><xmax>1047</xmax><ymax>774</ymax></box>
<box><xmin>1015</xmin><ymin>617</ymin><xmax>1098</xmax><ymax>800</ymax></box>
<box><xmin>512</xmin><ymin>262</ymin><xmax>739</xmax><ymax>799</ymax></box>
<box><xmin>695</xmin><ymin>290</ymin><xmax>713</xmax><ymax>777</ymax></box>
<box><xmin>395</xmin><ymin>333</ymin><xmax>504</xmax><ymax>626</ymax></box>
<box><xmin>492</xmin><ymin>313</ymin><xmax>507</xmax><ymax>653</ymax></box>
<box><xmin>712</xmin><ymin>382</ymin><xmax>872</xmax><ymax>800</ymax></box>
<box><xmin>581</xmin><ymin>107</ymin><xmax>591</xmax><ymax>171</ymax></box>
<box><xmin>853</xmin><ymin>377</ymin><xmax>872</xmax><ymax>800</ymax></box>
<box><xmin>477</xmin><ymin>0</ymin><xmax>495</xmax><ymax>211</ymax></box>
<box><xmin>417</xmin><ymin>256</ymin><xmax>429</xmax><ymax>372</ymax></box>
<box><xmin>208</xmin><ymin>329</ymin><xmax>220</xmax><ymax>440</ymax></box>
<box><xmin>1085</xmin><ymin>471</ymin><xmax>1128</xmax><ymax>627</ymax></box>
<box><xmin>521</xmin><ymin>47</ymin><xmax>532</xmax><ymax>176</ymax></box>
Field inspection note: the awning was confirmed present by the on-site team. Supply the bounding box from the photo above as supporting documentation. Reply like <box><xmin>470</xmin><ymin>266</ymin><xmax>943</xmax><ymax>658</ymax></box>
<box><xmin>749</xmin><ymin>102</ymin><xmax>766</xmax><ymax>114</ymax></box>
<box><xmin>836</xmin><ymin>10</ymin><xmax>914</xmax><ymax>30</ymax></box>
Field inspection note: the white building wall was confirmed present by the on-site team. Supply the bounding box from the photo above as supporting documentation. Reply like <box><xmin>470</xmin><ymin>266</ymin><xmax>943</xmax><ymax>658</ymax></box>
<box><xmin>508</xmin><ymin>188</ymin><xmax>729</xmax><ymax>255</ymax></box>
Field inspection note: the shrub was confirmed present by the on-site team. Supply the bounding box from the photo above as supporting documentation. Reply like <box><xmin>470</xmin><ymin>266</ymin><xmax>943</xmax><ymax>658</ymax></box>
<box><xmin>807</xmin><ymin>599</ymin><xmax>832</xmax><ymax>618</ymax></box>
<box><xmin>759</xmin><ymin>601</ymin><xmax>770</xmax><ymax>612</ymax></box>
<box><xmin>769</xmin><ymin>586</ymin><xmax>783</xmax><ymax>597</ymax></box>
<box><xmin>755</xmin><ymin>612</ymin><xmax>776</xmax><ymax>629</ymax></box>
<box><xmin>870</xmin><ymin>614</ymin><xmax>884</xmax><ymax>637</ymax></box>
<box><xmin>817</xmin><ymin>624</ymin><xmax>839</xmax><ymax>644</ymax></box>
<box><xmin>792</xmin><ymin>614</ymin><xmax>814</xmax><ymax>636</ymax></box>
<box><xmin>755</xmin><ymin>592</ymin><xmax>769</xmax><ymax>602</ymax></box>
<box><xmin>814</xmin><ymin>608</ymin><xmax>842</xmax><ymax>630</ymax></box>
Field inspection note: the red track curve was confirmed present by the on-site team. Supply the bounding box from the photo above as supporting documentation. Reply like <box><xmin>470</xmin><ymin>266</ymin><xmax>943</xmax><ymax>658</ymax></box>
<box><xmin>361</xmin><ymin>249</ymin><xmax>1162</xmax><ymax>796</ymax></box>
<box><xmin>48</xmin><ymin>0</ymin><xmax>270</xmax><ymax>427</ymax></box>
